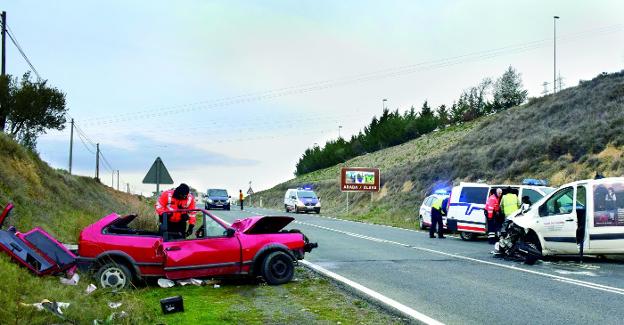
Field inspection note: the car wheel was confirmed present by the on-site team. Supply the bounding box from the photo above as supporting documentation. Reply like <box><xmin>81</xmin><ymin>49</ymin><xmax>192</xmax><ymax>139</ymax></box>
<box><xmin>261</xmin><ymin>251</ymin><xmax>294</xmax><ymax>285</ymax></box>
<box><xmin>294</xmin><ymin>207</ymin><xmax>299</xmax><ymax>214</ymax></box>
<box><xmin>285</xmin><ymin>204</ymin><xmax>289</xmax><ymax>213</ymax></box>
<box><xmin>96</xmin><ymin>262</ymin><xmax>132</xmax><ymax>290</ymax></box>
<box><xmin>226</xmin><ymin>206</ymin><xmax>230</xmax><ymax>211</ymax></box>
<box><xmin>460</xmin><ymin>231</ymin><xmax>476</xmax><ymax>241</ymax></box>
<box><xmin>419</xmin><ymin>215</ymin><xmax>426</xmax><ymax>230</ymax></box>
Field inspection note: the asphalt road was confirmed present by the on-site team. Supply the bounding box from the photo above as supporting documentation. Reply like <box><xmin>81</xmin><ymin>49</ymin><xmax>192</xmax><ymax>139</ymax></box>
<box><xmin>209</xmin><ymin>206</ymin><xmax>624</xmax><ymax>325</ymax></box>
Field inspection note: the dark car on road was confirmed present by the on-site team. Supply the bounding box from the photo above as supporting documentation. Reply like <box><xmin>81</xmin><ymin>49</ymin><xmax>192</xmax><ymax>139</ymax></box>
<box><xmin>205</xmin><ymin>188</ymin><xmax>231</xmax><ymax>210</ymax></box>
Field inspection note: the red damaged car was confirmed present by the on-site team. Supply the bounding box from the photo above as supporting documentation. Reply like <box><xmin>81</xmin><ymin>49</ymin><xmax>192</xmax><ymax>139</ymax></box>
<box><xmin>77</xmin><ymin>209</ymin><xmax>317</xmax><ymax>289</ymax></box>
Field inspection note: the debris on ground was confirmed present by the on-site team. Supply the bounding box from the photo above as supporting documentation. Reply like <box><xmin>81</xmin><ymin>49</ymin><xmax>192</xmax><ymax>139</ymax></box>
<box><xmin>107</xmin><ymin>302</ymin><xmax>122</xmax><ymax>309</ymax></box>
<box><xmin>60</xmin><ymin>272</ymin><xmax>80</xmax><ymax>285</ymax></box>
<box><xmin>21</xmin><ymin>299</ymin><xmax>70</xmax><ymax>320</ymax></box>
<box><xmin>85</xmin><ymin>283</ymin><xmax>97</xmax><ymax>295</ymax></box>
<box><xmin>177</xmin><ymin>278</ymin><xmax>203</xmax><ymax>286</ymax></box>
<box><xmin>157</xmin><ymin>278</ymin><xmax>175</xmax><ymax>288</ymax></box>
<box><xmin>213</xmin><ymin>284</ymin><xmax>221</xmax><ymax>289</ymax></box>
<box><xmin>160</xmin><ymin>296</ymin><xmax>184</xmax><ymax>314</ymax></box>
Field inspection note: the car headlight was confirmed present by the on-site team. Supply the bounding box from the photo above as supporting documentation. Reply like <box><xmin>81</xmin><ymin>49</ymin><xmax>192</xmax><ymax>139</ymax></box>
<box><xmin>207</xmin><ymin>199</ymin><xmax>214</xmax><ymax>203</ymax></box>
<box><xmin>297</xmin><ymin>200</ymin><xmax>304</xmax><ymax>206</ymax></box>
<box><xmin>315</xmin><ymin>202</ymin><xmax>321</xmax><ymax>207</ymax></box>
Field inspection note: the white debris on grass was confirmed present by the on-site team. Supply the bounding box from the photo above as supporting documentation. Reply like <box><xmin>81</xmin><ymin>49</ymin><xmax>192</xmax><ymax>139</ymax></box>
<box><xmin>158</xmin><ymin>278</ymin><xmax>175</xmax><ymax>288</ymax></box>
<box><xmin>108</xmin><ymin>302</ymin><xmax>122</xmax><ymax>309</ymax></box>
<box><xmin>85</xmin><ymin>283</ymin><xmax>97</xmax><ymax>295</ymax></box>
<box><xmin>213</xmin><ymin>284</ymin><xmax>221</xmax><ymax>289</ymax></box>
<box><xmin>177</xmin><ymin>278</ymin><xmax>203</xmax><ymax>286</ymax></box>
<box><xmin>60</xmin><ymin>273</ymin><xmax>80</xmax><ymax>285</ymax></box>
<box><xmin>21</xmin><ymin>300</ymin><xmax>70</xmax><ymax>315</ymax></box>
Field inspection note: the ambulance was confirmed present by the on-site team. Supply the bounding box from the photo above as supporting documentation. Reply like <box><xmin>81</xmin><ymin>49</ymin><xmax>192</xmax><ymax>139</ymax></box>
<box><xmin>446</xmin><ymin>181</ymin><xmax>554</xmax><ymax>240</ymax></box>
<box><xmin>511</xmin><ymin>177</ymin><xmax>624</xmax><ymax>256</ymax></box>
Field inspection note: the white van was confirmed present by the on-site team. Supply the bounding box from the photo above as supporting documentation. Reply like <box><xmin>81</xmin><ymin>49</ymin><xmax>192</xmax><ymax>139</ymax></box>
<box><xmin>446</xmin><ymin>182</ymin><xmax>554</xmax><ymax>240</ymax></box>
<box><xmin>284</xmin><ymin>188</ymin><xmax>321</xmax><ymax>214</ymax></box>
<box><xmin>512</xmin><ymin>177</ymin><xmax>624</xmax><ymax>256</ymax></box>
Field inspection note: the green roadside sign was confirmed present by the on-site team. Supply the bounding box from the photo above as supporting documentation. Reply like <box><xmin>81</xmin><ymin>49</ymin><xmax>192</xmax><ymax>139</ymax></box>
<box><xmin>142</xmin><ymin>157</ymin><xmax>173</xmax><ymax>193</ymax></box>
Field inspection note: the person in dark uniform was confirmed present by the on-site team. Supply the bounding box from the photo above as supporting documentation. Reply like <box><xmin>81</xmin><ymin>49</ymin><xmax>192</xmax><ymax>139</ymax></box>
<box><xmin>430</xmin><ymin>197</ymin><xmax>446</xmax><ymax>239</ymax></box>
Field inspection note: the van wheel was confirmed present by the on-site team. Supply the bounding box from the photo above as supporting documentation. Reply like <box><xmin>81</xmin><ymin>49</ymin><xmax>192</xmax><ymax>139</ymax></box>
<box><xmin>460</xmin><ymin>231</ymin><xmax>476</xmax><ymax>241</ymax></box>
<box><xmin>285</xmin><ymin>204</ymin><xmax>289</xmax><ymax>213</ymax></box>
<box><xmin>261</xmin><ymin>251</ymin><xmax>294</xmax><ymax>285</ymax></box>
<box><xmin>96</xmin><ymin>262</ymin><xmax>132</xmax><ymax>289</ymax></box>
<box><xmin>419</xmin><ymin>216</ymin><xmax>426</xmax><ymax>230</ymax></box>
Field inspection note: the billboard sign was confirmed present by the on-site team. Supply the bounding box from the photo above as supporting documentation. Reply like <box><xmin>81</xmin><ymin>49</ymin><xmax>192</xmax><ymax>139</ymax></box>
<box><xmin>341</xmin><ymin>167</ymin><xmax>380</xmax><ymax>192</ymax></box>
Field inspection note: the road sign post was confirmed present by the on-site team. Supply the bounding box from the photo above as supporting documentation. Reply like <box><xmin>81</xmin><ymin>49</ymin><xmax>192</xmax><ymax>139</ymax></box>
<box><xmin>142</xmin><ymin>157</ymin><xmax>173</xmax><ymax>195</ymax></box>
<box><xmin>340</xmin><ymin>167</ymin><xmax>380</xmax><ymax>213</ymax></box>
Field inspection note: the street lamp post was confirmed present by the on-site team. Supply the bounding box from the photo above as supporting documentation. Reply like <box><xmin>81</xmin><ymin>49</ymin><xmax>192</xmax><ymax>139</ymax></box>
<box><xmin>553</xmin><ymin>16</ymin><xmax>560</xmax><ymax>94</ymax></box>
<box><xmin>338</xmin><ymin>125</ymin><xmax>342</xmax><ymax>138</ymax></box>
<box><xmin>382</xmin><ymin>98</ymin><xmax>388</xmax><ymax>111</ymax></box>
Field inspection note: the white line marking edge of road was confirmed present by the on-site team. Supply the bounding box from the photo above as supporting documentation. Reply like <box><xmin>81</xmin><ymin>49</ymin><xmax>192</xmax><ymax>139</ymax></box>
<box><xmin>301</xmin><ymin>260</ymin><xmax>444</xmax><ymax>325</ymax></box>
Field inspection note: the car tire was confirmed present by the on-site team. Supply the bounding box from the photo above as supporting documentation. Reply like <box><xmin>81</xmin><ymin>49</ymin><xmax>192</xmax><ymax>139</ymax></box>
<box><xmin>419</xmin><ymin>215</ymin><xmax>426</xmax><ymax>230</ymax></box>
<box><xmin>226</xmin><ymin>206</ymin><xmax>230</xmax><ymax>211</ymax></box>
<box><xmin>96</xmin><ymin>262</ymin><xmax>132</xmax><ymax>290</ymax></box>
<box><xmin>460</xmin><ymin>231</ymin><xmax>476</xmax><ymax>241</ymax></box>
<box><xmin>261</xmin><ymin>251</ymin><xmax>294</xmax><ymax>285</ymax></box>
<box><xmin>294</xmin><ymin>207</ymin><xmax>299</xmax><ymax>214</ymax></box>
<box><xmin>285</xmin><ymin>204</ymin><xmax>289</xmax><ymax>213</ymax></box>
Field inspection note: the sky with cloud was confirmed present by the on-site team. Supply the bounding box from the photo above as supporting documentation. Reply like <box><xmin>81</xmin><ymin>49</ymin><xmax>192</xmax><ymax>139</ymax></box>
<box><xmin>2</xmin><ymin>0</ymin><xmax>623</xmax><ymax>196</ymax></box>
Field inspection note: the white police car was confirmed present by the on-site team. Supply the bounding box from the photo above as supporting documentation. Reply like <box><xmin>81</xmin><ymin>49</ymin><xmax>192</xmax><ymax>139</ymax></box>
<box><xmin>418</xmin><ymin>191</ymin><xmax>450</xmax><ymax>230</ymax></box>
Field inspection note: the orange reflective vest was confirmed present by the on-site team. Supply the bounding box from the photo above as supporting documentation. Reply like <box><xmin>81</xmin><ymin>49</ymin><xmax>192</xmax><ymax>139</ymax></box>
<box><xmin>484</xmin><ymin>194</ymin><xmax>500</xmax><ymax>220</ymax></box>
<box><xmin>156</xmin><ymin>189</ymin><xmax>196</xmax><ymax>225</ymax></box>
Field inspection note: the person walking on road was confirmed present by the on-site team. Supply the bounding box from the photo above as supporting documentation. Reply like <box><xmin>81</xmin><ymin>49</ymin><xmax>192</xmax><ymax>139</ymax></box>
<box><xmin>155</xmin><ymin>183</ymin><xmax>196</xmax><ymax>239</ymax></box>
<box><xmin>239</xmin><ymin>189</ymin><xmax>244</xmax><ymax>211</ymax></box>
<box><xmin>429</xmin><ymin>197</ymin><xmax>445</xmax><ymax>239</ymax></box>
<box><xmin>485</xmin><ymin>188</ymin><xmax>502</xmax><ymax>244</ymax></box>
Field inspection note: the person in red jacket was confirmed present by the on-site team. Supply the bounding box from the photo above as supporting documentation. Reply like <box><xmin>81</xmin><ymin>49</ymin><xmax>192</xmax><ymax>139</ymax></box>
<box><xmin>156</xmin><ymin>183</ymin><xmax>196</xmax><ymax>238</ymax></box>
<box><xmin>484</xmin><ymin>188</ymin><xmax>502</xmax><ymax>244</ymax></box>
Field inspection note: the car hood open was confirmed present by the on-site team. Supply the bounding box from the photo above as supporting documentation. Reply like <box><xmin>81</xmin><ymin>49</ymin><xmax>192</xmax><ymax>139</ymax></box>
<box><xmin>230</xmin><ymin>216</ymin><xmax>295</xmax><ymax>234</ymax></box>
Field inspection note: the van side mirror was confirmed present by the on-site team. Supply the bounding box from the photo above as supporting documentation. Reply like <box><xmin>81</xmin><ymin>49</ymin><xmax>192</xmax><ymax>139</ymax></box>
<box><xmin>226</xmin><ymin>228</ymin><xmax>236</xmax><ymax>237</ymax></box>
<box><xmin>538</xmin><ymin>204</ymin><xmax>547</xmax><ymax>216</ymax></box>
<box><xmin>291</xmin><ymin>196</ymin><xmax>296</xmax><ymax>200</ymax></box>
<box><xmin>228</xmin><ymin>195</ymin><xmax>231</xmax><ymax>198</ymax></box>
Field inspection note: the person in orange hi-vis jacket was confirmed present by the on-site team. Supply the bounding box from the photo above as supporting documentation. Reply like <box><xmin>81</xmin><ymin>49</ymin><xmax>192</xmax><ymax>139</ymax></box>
<box><xmin>156</xmin><ymin>183</ymin><xmax>196</xmax><ymax>238</ymax></box>
<box><xmin>484</xmin><ymin>188</ymin><xmax>502</xmax><ymax>244</ymax></box>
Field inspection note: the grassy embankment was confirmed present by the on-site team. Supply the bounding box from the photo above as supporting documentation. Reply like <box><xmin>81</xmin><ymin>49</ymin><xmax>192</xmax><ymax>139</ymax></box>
<box><xmin>0</xmin><ymin>133</ymin><xmax>404</xmax><ymax>324</ymax></box>
<box><xmin>254</xmin><ymin>71</ymin><xmax>624</xmax><ymax>230</ymax></box>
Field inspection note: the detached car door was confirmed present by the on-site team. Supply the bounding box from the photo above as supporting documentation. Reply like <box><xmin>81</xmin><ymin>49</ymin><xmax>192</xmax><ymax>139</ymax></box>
<box><xmin>536</xmin><ymin>186</ymin><xmax>578</xmax><ymax>254</ymax></box>
<box><xmin>163</xmin><ymin>216</ymin><xmax>241</xmax><ymax>280</ymax></box>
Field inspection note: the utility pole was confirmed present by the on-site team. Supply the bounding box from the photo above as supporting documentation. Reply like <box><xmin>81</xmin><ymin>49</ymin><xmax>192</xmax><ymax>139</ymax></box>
<box><xmin>553</xmin><ymin>16</ymin><xmax>560</xmax><ymax>94</ymax></box>
<box><xmin>126</xmin><ymin>183</ymin><xmax>130</xmax><ymax>194</ymax></box>
<box><xmin>541</xmin><ymin>82</ymin><xmax>549</xmax><ymax>96</ymax></box>
<box><xmin>111</xmin><ymin>171</ymin><xmax>114</xmax><ymax>187</ymax></box>
<box><xmin>68</xmin><ymin>119</ymin><xmax>74</xmax><ymax>174</ymax></box>
<box><xmin>116</xmin><ymin>170</ymin><xmax>120</xmax><ymax>191</ymax></box>
<box><xmin>338</xmin><ymin>125</ymin><xmax>342</xmax><ymax>139</ymax></box>
<box><xmin>95</xmin><ymin>143</ymin><xmax>100</xmax><ymax>181</ymax></box>
<box><xmin>557</xmin><ymin>72</ymin><xmax>564</xmax><ymax>92</ymax></box>
<box><xmin>1</xmin><ymin>11</ymin><xmax>6</xmax><ymax>76</ymax></box>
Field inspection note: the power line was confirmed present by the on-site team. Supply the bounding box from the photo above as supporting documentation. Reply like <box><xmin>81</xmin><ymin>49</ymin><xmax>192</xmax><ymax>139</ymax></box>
<box><xmin>5</xmin><ymin>24</ymin><xmax>41</xmax><ymax>80</ymax></box>
<box><xmin>79</xmin><ymin>23</ymin><xmax>624</xmax><ymax>126</ymax></box>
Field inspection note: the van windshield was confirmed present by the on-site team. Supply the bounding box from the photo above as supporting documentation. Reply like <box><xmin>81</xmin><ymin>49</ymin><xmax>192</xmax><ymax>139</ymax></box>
<box><xmin>298</xmin><ymin>191</ymin><xmax>317</xmax><ymax>199</ymax></box>
<box><xmin>459</xmin><ymin>187</ymin><xmax>489</xmax><ymax>204</ymax></box>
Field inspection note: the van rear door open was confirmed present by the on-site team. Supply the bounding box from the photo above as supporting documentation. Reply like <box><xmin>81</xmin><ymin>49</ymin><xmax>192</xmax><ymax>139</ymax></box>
<box><xmin>588</xmin><ymin>180</ymin><xmax>624</xmax><ymax>253</ymax></box>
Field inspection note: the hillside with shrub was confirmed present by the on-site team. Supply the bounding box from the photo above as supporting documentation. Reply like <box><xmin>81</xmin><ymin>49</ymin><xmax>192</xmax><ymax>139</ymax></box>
<box><xmin>254</xmin><ymin>70</ymin><xmax>624</xmax><ymax>229</ymax></box>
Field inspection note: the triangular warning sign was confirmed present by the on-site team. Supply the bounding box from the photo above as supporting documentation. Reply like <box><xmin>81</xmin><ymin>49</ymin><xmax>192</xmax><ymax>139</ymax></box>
<box><xmin>142</xmin><ymin>157</ymin><xmax>174</xmax><ymax>184</ymax></box>
<box><xmin>247</xmin><ymin>187</ymin><xmax>254</xmax><ymax>195</ymax></box>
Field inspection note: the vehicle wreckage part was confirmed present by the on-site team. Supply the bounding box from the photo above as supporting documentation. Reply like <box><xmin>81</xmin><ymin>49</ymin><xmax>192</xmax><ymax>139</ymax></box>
<box><xmin>160</xmin><ymin>296</ymin><xmax>184</xmax><ymax>314</ymax></box>
<box><xmin>262</xmin><ymin>251</ymin><xmax>294</xmax><ymax>285</ymax></box>
<box><xmin>96</xmin><ymin>263</ymin><xmax>132</xmax><ymax>289</ymax></box>
<box><xmin>460</xmin><ymin>231</ymin><xmax>476</xmax><ymax>241</ymax></box>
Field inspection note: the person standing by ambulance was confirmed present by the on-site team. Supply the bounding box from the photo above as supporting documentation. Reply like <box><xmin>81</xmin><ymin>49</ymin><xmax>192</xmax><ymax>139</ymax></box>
<box><xmin>485</xmin><ymin>188</ymin><xmax>502</xmax><ymax>244</ymax></box>
<box><xmin>500</xmin><ymin>187</ymin><xmax>521</xmax><ymax>217</ymax></box>
<box><xmin>429</xmin><ymin>197</ymin><xmax>446</xmax><ymax>239</ymax></box>
<box><xmin>155</xmin><ymin>183</ymin><xmax>196</xmax><ymax>238</ymax></box>
<box><xmin>239</xmin><ymin>189</ymin><xmax>244</xmax><ymax>211</ymax></box>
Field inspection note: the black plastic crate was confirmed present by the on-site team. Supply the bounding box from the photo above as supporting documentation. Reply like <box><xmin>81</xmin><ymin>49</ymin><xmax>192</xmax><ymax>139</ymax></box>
<box><xmin>160</xmin><ymin>296</ymin><xmax>184</xmax><ymax>314</ymax></box>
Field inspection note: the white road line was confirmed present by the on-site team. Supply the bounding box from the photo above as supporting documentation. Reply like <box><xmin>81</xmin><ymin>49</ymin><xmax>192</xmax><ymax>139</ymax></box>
<box><xmin>294</xmin><ymin>220</ymin><xmax>624</xmax><ymax>296</ymax></box>
<box><xmin>301</xmin><ymin>260</ymin><xmax>444</xmax><ymax>325</ymax></box>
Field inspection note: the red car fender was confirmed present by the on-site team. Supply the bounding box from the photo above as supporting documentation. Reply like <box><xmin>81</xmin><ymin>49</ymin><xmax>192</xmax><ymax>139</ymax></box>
<box><xmin>249</xmin><ymin>243</ymin><xmax>297</xmax><ymax>275</ymax></box>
